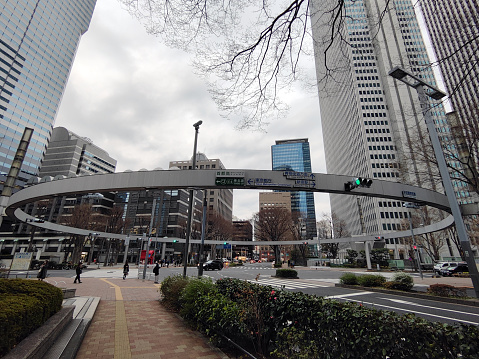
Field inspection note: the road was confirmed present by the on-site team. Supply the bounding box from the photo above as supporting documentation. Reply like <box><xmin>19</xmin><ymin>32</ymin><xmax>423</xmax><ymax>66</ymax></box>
<box><xmin>9</xmin><ymin>261</ymin><xmax>479</xmax><ymax>326</ymax></box>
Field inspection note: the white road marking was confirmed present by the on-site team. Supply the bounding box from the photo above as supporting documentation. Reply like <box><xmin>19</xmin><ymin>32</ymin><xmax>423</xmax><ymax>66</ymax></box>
<box><xmin>345</xmin><ymin>298</ymin><xmax>479</xmax><ymax>326</ymax></box>
<box><xmin>324</xmin><ymin>292</ymin><xmax>373</xmax><ymax>299</ymax></box>
<box><xmin>247</xmin><ymin>278</ymin><xmax>329</xmax><ymax>290</ymax></box>
<box><xmin>379</xmin><ymin>297</ymin><xmax>479</xmax><ymax>317</ymax></box>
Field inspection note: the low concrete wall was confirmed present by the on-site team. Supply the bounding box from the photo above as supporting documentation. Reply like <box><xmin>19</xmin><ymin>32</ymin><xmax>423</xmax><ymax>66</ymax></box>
<box><xmin>4</xmin><ymin>306</ymin><xmax>74</xmax><ymax>359</ymax></box>
<box><xmin>61</xmin><ymin>288</ymin><xmax>76</xmax><ymax>299</ymax></box>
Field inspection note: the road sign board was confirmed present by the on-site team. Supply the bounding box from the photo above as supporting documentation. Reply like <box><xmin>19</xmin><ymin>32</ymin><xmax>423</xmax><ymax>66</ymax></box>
<box><xmin>283</xmin><ymin>171</ymin><xmax>315</xmax><ymax>180</ymax></box>
<box><xmin>215</xmin><ymin>177</ymin><xmax>245</xmax><ymax>186</ymax></box>
<box><xmin>215</xmin><ymin>171</ymin><xmax>245</xmax><ymax>178</ymax></box>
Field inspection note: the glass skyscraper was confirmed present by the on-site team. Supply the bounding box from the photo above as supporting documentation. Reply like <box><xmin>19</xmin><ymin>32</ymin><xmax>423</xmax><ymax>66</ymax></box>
<box><xmin>271</xmin><ymin>138</ymin><xmax>317</xmax><ymax>239</ymax></box>
<box><xmin>0</xmin><ymin>0</ymin><xmax>96</xmax><ymax>190</ymax></box>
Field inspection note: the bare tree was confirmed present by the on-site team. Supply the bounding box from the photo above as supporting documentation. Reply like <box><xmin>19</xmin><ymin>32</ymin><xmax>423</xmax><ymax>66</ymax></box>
<box><xmin>319</xmin><ymin>212</ymin><xmax>350</xmax><ymax>259</ymax></box>
<box><xmin>288</xmin><ymin>212</ymin><xmax>309</xmax><ymax>265</ymax></box>
<box><xmin>208</xmin><ymin>212</ymin><xmax>234</xmax><ymax>243</ymax></box>
<box><xmin>405</xmin><ymin>109</ymin><xmax>479</xmax><ymax>197</ymax></box>
<box><xmin>399</xmin><ymin>207</ymin><xmax>446</xmax><ymax>261</ymax></box>
<box><xmin>118</xmin><ymin>1</ymin><xmax>478</xmax><ymax>131</ymax></box>
<box><xmin>60</xmin><ymin>203</ymin><xmax>94</xmax><ymax>264</ymax></box>
<box><xmin>254</xmin><ymin>206</ymin><xmax>292</xmax><ymax>265</ymax></box>
<box><xmin>102</xmin><ymin>206</ymin><xmax>129</xmax><ymax>266</ymax></box>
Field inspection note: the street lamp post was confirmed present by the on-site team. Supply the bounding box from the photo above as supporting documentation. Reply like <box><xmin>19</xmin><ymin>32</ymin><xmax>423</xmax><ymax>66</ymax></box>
<box><xmin>183</xmin><ymin>120</ymin><xmax>202</xmax><ymax>278</ymax></box>
<box><xmin>197</xmin><ymin>193</ymin><xmax>207</xmax><ymax>277</ymax></box>
<box><xmin>403</xmin><ymin>203</ymin><xmax>423</xmax><ymax>279</ymax></box>
<box><xmin>389</xmin><ymin>67</ymin><xmax>479</xmax><ymax>297</ymax></box>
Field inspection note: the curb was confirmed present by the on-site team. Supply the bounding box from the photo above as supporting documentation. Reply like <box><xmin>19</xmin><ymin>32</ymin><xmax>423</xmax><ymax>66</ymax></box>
<box><xmin>335</xmin><ymin>284</ymin><xmax>479</xmax><ymax>307</ymax></box>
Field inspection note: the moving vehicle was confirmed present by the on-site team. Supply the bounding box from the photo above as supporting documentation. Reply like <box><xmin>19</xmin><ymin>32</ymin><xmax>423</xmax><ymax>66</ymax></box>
<box><xmin>440</xmin><ymin>263</ymin><xmax>468</xmax><ymax>277</ymax></box>
<box><xmin>434</xmin><ymin>261</ymin><xmax>458</xmax><ymax>274</ymax></box>
<box><xmin>203</xmin><ymin>259</ymin><xmax>223</xmax><ymax>271</ymax></box>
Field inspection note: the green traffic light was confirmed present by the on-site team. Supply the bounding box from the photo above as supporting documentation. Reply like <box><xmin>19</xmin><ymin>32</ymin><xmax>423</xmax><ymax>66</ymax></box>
<box><xmin>355</xmin><ymin>178</ymin><xmax>361</xmax><ymax>185</ymax></box>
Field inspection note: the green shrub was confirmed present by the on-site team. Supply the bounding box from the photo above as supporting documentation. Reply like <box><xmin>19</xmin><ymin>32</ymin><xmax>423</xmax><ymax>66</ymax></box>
<box><xmin>339</xmin><ymin>272</ymin><xmax>358</xmax><ymax>285</ymax></box>
<box><xmin>275</xmin><ymin>269</ymin><xmax>298</xmax><ymax>278</ymax></box>
<box><xmin>0</xmin><ymin>279</ymin><xmax>63</xmax><ymax>357</ymax></box>
<box><xmin>427</xmin><ymin>284</ymin><xmax>467</xmax><ymax>297</ymax></box>
<box><xmin>160</xmin><ymin>275</ymin><xmax>190</xmax><ymax>310</ymax></box>
<box><xmin>180</xmin><ymin>277</ymin><xmax>217</xmax><ymax>319</ymax></box>
<box><xmin>273</xmin><ymin>263</ymin><xmax>283</xmax><ymax>268</ymax></box>
<box><xmin>388</xmin><ymin>272</ymin><xmax>414</xmax><ymax>291</ymax></box>
<box><xmin>168</xmin><ymin>276</ymin><xmax>479</xmax><ymax>358</ymax></box>
<box><xmin>356</xmin><ymin>274</ymin><xmax>386</xmax><ymax>287</ymax></box>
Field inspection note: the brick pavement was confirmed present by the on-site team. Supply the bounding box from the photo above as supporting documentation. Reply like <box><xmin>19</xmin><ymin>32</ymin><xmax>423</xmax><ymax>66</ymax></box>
<box><xmin>46</xmin><ymin>276</ymin><xmax>228</xmax><ymax>359</ymax></box>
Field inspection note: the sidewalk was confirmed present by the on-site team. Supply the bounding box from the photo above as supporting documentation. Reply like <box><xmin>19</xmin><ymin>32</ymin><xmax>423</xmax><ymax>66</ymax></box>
<box><xmin>46</xmin><ymin>275</ymin><xmax>228</xmax><ymax>359</ymax></box>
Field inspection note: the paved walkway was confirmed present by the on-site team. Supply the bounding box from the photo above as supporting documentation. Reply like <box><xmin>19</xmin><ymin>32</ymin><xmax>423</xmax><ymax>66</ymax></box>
<box><xmin>46</xmin><ymin>275</ymin><xmax>228</xmax><ymax>359</ymax></box>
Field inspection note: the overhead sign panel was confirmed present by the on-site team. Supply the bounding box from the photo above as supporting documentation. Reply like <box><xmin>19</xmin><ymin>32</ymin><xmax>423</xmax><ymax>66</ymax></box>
<box><xmin>246</xmin><ymin>178</ymin><xmax>293</xmax><ymax>188</ymax></box>
<box><xmin>283</xmin><ymin>171</ymin><xmax>316</xmax><ymax>180</ymax></box>
<box><xmin>402</xmin><ymin>190</ymin><xmax>417</xmax><ymax>199</ymax></box>
<box><xmin>294</xmin><ymin>179</ymin><xmax>316</xmax><ymax>188</ymax></box>
<box><xmin>216</xmin><ymin>171</ymin><xmax>245</xmax><ymax>178</ymax></box>
<box><xmin>215</xmin><ymin>177</ymin><xmax>245</xmax><ymax>186</ymax></box>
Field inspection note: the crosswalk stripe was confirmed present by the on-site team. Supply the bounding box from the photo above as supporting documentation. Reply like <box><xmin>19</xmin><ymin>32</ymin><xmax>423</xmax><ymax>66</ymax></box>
<box><xmin>246</xmin><ymin>278</ymin><xmax>328</xmax><ymax>290</ymax></box>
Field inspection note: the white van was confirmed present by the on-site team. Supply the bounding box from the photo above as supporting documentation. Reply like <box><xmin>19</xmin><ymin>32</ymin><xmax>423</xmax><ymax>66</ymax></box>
<box><xmin>434</xmin><ymin>261</ymin><xmax>458</xmax><ymax>274</ymax></box>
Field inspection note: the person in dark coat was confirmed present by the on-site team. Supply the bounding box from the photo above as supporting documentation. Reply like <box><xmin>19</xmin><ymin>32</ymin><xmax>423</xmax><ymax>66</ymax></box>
<box><xmin>74</xmin><ymin>261</ymin><xmax>83</xmax><ymax>283</ymax></box>
<box><xmin>153</xmin><ymin>261</ymin><xmax>160</xmax><ymax>283</ymax></box>
<box><xmin>37</xmin><ymin>260</ymin><xmax>48</xmax><ymax>281</ymax></box>
<box><xmin>123</xmin><ymin>260</ymin><xmax>129</xmax><ymax>280</ymax></box>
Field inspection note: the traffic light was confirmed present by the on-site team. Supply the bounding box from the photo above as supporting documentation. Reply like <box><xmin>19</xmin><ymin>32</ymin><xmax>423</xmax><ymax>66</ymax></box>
<box><xmin>344</xmin><ymin>177</ymin><xmax>373</xmax><ymax>191</ymax></box>
<box><xmin>303</xmin><ymin>242</ymin><xmax>308</xmax><ymax>245</ymax></box>
<box><xmin>173</xmin><ymin>240</ymin><xmax>178</xmax><ymax>243</ymax></box>
<box><xmin>413</xmin><ymin>245</ymin><xmax>417</xmax><ymax>250</ymax></box>
<box><xmin>355</xmin><ymin>177</ymin><xmax>373</xmax><ymax>188</ymax></box>
<box><xmin>224</xmin><ymin>242</ymin><xmax>228</xmax><ymax>245</ymax></box>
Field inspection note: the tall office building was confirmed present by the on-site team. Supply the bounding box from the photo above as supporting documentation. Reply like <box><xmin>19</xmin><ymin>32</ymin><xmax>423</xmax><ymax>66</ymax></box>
<box><xmin>271</xmin><ymin>139</ymin><xmax>316</xmax><ymax>239</ymax></box>
<box><xmin>0</xmin><ymin>0</ymin><xmax>96</xmax><ymax>190</ymax></box>
<box><xmin>258</xmin><ymin>192</ymin><xmax>293</xmax><ymax>261</ymax></box>
<box><xmin>310</xmin><ymin>0</ymin><xmax>461</xmax><ymax>242</ymax></box>
<box><xmin>169</xmin><ymin>153</ymin><xmax>233</xmax><ymax>222</ymax></box>
<box><xmin>39</xmin><ymin>127</ymin><xmax>116</xmax><ymax>177</ymax></box>
<box><xmin>19</xmin><ymin>126</ymin><xmax>116</xmax><ymax>232</ymax></box>
<box><xmin>421</xmin><ymin>0</ymin><xmax>479</xmax><ymax>200</ymax></box>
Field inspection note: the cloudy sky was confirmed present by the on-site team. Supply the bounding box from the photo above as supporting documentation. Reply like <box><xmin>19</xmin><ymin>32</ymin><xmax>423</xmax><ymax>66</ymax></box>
<box><xmin>55</xmin><ymin>0</ymin><xmax>331</xmax><ymax>220</ymax></box>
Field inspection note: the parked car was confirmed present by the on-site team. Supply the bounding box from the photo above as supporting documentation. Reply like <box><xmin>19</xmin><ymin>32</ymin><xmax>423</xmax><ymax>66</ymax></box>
<box><xmin>441</xmin><ymin>263</ymin><xmax>468</xmax><ymax>277</ymax></box>
<box><xmin>434</xmin><ymin>261</ymin><xmax>458</xmax><ymax>274</ymax></box>
<box><xmin>203</xmin><ymin>260</ymin><xmax>223</xmax><ymax>271</ymax></box>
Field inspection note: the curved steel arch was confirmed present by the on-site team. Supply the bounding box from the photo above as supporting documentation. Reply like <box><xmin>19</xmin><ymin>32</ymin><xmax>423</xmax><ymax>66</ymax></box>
<box><xmin>5</xmin><ymin>169</ymin><xmax>454</xmax><ymax>243</ymax></box>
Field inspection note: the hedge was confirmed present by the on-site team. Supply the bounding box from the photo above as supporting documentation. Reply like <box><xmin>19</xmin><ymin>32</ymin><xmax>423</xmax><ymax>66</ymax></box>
<box><xmin>275</xmin><ymin>269</ymin><xmax>298</xmax><ymax>278</ymax></box>
<box><xmin>0</xmin><ymin>279</ymin><xmax>63</xmax><ymax>356</ymax></box>
<box><xmin>163</xmin><ymin>276</ymin><xmax>479</xmax><ymax>358</ymax></box>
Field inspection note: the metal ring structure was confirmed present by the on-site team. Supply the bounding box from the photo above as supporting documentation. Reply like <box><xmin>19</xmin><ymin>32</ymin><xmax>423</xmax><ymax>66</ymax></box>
<box><xmin>5</xmin><ymin>169</ymin><xmax>456</xmax><ymax>245</ymax></box>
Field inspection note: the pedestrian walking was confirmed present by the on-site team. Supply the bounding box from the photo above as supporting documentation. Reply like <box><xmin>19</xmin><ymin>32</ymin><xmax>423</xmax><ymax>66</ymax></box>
<box><xmin>123</xmin><ymin>260</ymin><xmax>129</xmax><ymax>280</ymax></box>
<box><xmin>37</xmin><ymin>260</ymin><xmax>48</xmax><ymax>281</ymax></box>
<box><xmin>153</xmin><ymin>261</ymin><xmax>160</xmax><ymax>283</ymax></box>
<box><xmin>74</xmin><ymin>261</ymin><xmax>83</xmax><ymax>283</ymax></box>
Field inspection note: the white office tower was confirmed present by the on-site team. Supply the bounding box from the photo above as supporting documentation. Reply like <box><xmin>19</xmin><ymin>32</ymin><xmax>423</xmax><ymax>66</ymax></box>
<box><xmin>420</xmin><ymin>0</ymin><xmax>479</xmax><ymax>203</ymax></box>
<box><xmin>310</xmin><ymin>0</ymin><xmax>457</xmax><ymax>240</ymax></box>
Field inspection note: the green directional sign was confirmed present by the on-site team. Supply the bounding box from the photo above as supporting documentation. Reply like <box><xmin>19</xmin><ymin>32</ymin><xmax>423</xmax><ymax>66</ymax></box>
<box><xmin>215</xmin><ymin>177</ymin><xmax>245</xmax><ymax>186</ymax></box>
